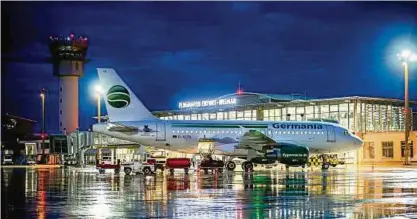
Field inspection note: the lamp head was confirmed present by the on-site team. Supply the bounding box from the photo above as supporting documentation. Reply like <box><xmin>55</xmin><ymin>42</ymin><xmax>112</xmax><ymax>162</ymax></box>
<box><xmin>398</xmin><ymin>50</ymin><xmax>416</xmax><ymax>64</ymax></box>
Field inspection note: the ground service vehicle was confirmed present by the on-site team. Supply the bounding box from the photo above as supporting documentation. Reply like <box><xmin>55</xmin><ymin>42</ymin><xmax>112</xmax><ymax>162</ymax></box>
<box><xmin>123</xmin><ymin>154</ymin><xmax>156</xmax><ymax>175</ymax></box>
<box><xmin>199</xmin><ymin>156</ymin><xmax>225</xmax><ymax>174</ymax></box>
<box><xmin>166</xmin><ymin>158</ymin><xmax>191</xmax><ymax>174</ymax></box>
<box><xmin>2</xmin><ymin>155</ymin><xmax>13</xmax><ymax>165</ymax></box>
<box><xmin>97</xmin><ymin>159</ymin><xmax>121</xmax><ymax>174</ymax></box>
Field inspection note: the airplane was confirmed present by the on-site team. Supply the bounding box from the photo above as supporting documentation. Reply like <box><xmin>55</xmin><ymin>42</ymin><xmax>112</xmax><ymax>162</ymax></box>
<box><xmin>92</xmin><ymin>68</ymin><xmax>364</xmax><ymax>172</ymax></box>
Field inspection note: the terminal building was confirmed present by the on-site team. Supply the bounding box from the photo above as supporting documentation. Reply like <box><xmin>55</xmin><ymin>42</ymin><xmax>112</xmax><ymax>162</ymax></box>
<box><xmin>88</xmin><ymin>92</ymin><xmax>416</xmax><ymax>166</ymax></box>
<box><xmin>152</xmin><ymin>92</ymin><xmax>417</xmax><ymax>165</ymax></box>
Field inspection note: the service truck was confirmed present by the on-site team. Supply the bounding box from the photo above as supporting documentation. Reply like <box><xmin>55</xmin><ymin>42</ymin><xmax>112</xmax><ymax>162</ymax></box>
<box><xmin>122</xmin><ymin>153</ymin><xmax>156</xmax><ymax>175</ymax></box>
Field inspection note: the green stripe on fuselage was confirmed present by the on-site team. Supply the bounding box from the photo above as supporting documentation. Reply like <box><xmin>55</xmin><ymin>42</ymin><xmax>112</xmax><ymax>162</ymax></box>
<box><xmin>171</xmin><ymin>124</ymin><xmax>268</xmax><ymax>129</ymax></box>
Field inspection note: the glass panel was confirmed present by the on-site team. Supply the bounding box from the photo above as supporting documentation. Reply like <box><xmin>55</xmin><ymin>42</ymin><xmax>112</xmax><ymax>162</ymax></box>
<box><xmin>191</xmin><ymin>114</ymin><xmax>197</xmax><ymax>120</ymax></box>
<box><xmin>330</xmin><ymin>104</ymin><xmax>338</xmax><ymax>112</ymax></box>
<box><xmin>321</xmin><ymin>104</ymin><xmax>329</xmax><ymax>119</ymax></box>
<box><xmin>288</xmin><ymin>107</ymin><xmax>296</xmax><ymax>115</ymax></box>
<box><xmin>269</xmin><ymin>109</ymin><xmax>275</xmax><ymax>117</ymax></box>
<box><xmin>314</xmin><ymin>106</ymin><xmax>320</xmax><ymax>118</ymax></box>
<box><xmin>202</xmin><ymin>113</ymin><xmax>209</xmax><ymax>120</ymax></box>
<box><xmin>209</xmin><ymin>113</ymin><xmax>216</xmax><ymax>120</ymax></box>
<box><xmin>274</xmin><ymin>109</ymin><xmax>281</xmax><ymax>118</ymax></box>
<box><xmin>296</xmin><ymin>107</ymin><xmax>305</xmax><ymax>114</ymax></box>
<box><xmin>252</xmin><ymin>110</ymin><xmax>257</xmax><ymax>120</ymax></box>
<box><xmin>217</xmin><ymin>112</ymin><xmax>224</xmax><ymax>120</ymax></box>
<box><xmin>229</xmin><ymin>111</ymin><xmax>236</xmax><ymax>120</ymax></box>
<box><xmin>339</xmin><ymin>103</ymin><xmax>348</xmax><ymax>112</ymax></box>
<box><xmin>177</xmin><ymin>115</ymin><xmax>184</xmax><ymax>120</ymax></box>
<box><xmin>237</xmin><ymin>111</ymin><xmax>244</xmax><ymax>120</ymax></box>
<box><xmin>184</xmin><ymin>115</ymin><xmax>191</xmax><ymax>120</ymax></box>
<box><xmin>382</xmin><ymin>141</ymin><xmax>394</xmax><ymax>158</ymax></box>
<box><xmin>197</xmin><ymin>114</ymin><xmax>202</xmax><ymax>120</ymax></box>
<box><xmin>263</xmin><ymin>110</ymin><xmax>269</xmax><ymax>118</ymax></box>
<box><xmin>244</xmin><ymin>110</ymin><xmax>252</xmax><ymax>118</ymax></box>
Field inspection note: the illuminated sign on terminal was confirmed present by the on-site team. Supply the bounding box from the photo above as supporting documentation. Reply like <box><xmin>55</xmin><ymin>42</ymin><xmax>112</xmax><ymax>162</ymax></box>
<box><xmin>179</xmin><ymin>98</ymin><xmax>237</xmax><ymax>109</ymax></box>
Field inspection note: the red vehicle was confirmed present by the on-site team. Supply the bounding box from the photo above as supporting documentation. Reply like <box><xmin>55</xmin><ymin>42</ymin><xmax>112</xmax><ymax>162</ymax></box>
<box><xmin>96</xmin><ymin>159</ymin><xmax>121</xmax><ymax>174</ymax></box>
<box><xmin>166</xmin><ymin>158</ymin><xmax>191</xmax><ymax>174</ymax></box>
<box><xmin>199</xmin><ymin>156</ymin><xmax>225</xmax><ymax>174</ymax></box>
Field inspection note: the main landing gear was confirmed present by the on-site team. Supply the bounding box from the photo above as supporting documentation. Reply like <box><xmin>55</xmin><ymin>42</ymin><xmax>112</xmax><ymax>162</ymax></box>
<box><xmin>225</xmin><ymin>161</ymin><xmax>236</xmax><ymax>171</ymax></box>
<box><xmin>225</xmin><ymin>160</ymin><xmax>253</xmax><ymax>172</ymax></box>
<box><xmin>241</xmin><ymin>161</ymin><xmax>254</xmax><ymax>172</ymax></box>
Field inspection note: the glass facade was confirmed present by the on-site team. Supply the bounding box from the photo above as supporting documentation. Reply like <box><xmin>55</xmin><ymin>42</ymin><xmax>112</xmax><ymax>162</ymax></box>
<box><xmin>157</xmin><ymin>96</ymin><xmax>412</xmax><ymax>132</ymax></box>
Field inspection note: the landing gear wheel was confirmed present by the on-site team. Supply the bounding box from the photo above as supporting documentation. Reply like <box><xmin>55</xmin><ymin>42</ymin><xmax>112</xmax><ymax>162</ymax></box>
<box><xmin>218</xmin><ymin>168</ymin><xmax>223</xmax><ymax>173</ymax></box>
<box><xmin>99</xmin><ymin>169</ymin><xmax>105</xmax><ymax>174</ymax></box>
<box><xmin>124</xmin><ymin>168</ymin><xmax>132</xmax><ymax>175</ymax></box>
<box><xmin>226</xmin><ymin>161</ymin><xmax>236</xmax><ymax>171</ymax></box>
<box><xmin>242</xmin><ymin>161</ymin><xmax>254</xmax><ymax>172</ymax></box>
<box><xmin>115</xmin><ymin>169</ymin><xmax>120</xmax><ymax>174</ymax></box>
<box><xmin>170</xmin><ymin>169</ymin><xmax>174</xmax><ymax>175</ymax></box>
<box><xmin>184</xmin><ymin>168</ymin><xmax>189</xmax><ymax>174</ymax></box>
<box><xmin>322</xmin><ymin>163</ymin><xmax>330</xmax><ymax>170</ymax></box>
<box><xmin>143</xmin><ymin>167</ymin><xmax>151</xmax><ymax>175</ymax></box>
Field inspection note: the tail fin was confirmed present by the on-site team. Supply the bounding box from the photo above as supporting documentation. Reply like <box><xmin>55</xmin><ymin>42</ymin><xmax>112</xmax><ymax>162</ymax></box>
<box><xmin>97</xmin><ymin>68</ymin><xmax>159</xmax><ymax>122</ymax></box>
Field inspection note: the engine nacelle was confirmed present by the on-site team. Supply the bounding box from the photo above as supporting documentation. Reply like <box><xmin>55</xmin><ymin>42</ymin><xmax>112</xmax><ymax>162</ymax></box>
<box><xmin>253</xmin><ymin>143</ymin><xmax>309</xmax><ymax>166</ymax></box>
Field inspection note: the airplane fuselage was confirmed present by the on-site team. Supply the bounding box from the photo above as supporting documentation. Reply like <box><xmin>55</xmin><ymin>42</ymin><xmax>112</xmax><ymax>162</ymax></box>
<box><xmin>93</xmin><ymin>120</ymin><xmax>363</xmax><ymax>155</ymax></box>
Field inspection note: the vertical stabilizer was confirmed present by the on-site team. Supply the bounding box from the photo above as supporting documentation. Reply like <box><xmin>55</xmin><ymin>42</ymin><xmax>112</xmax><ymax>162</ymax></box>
<box><xmin>96</xmin><ymin>68</ymin><xmax>158</xmax><ymax>122</ymax></box>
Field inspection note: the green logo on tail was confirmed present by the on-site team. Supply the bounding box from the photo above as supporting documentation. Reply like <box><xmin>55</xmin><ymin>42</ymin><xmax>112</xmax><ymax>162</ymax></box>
<box><xmin>107</xmin><ymin>85</ymin><xmax>130</xmax><ymax>108</ymax></box>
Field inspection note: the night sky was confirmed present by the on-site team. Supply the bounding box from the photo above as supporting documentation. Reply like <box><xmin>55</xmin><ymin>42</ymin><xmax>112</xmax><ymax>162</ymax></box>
<box><xmin>2</xmin><ymin>2</ymin><xmax>417</xmax><ymax>133</ymax></box>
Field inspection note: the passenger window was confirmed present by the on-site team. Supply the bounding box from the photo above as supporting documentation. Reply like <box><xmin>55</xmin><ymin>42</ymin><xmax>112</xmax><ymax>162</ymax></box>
<box><xmin>344</xmin><ymin>130</ymin><xmax>349</xmax><ymax>135</ymax></box>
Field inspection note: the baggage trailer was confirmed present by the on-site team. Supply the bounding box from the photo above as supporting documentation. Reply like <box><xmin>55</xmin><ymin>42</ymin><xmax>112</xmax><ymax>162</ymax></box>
<box><xmin>96</xmin><ymin>161</ymin><xmax>121</xmax><ymax>174</ymax></box>
<box><xmin>166</xmin><ymin>158</ymin><xmax>191</xmax><ymax>174</ymax></box>
<box><xmin>199</xmin><ymin>156</ymin><xmax>225</xmax><ymax>174</ymax></box>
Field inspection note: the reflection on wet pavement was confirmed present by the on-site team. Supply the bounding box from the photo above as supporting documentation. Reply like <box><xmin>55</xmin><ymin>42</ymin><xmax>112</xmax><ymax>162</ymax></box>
<box><xmin>1</xmin><ymin>167</ymin><xmax>417</xmax><ymax>218</ymax></box>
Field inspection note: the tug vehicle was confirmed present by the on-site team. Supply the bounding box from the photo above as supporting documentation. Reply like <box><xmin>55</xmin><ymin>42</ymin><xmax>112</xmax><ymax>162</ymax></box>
<box><xmin>123</xmin><ymin>153</ymin><xmax>156</xmax><ymax>175</ymax></box>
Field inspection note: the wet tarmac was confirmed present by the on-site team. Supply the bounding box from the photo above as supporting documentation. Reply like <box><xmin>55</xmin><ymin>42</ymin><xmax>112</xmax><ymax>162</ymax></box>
<box><xmin>1</xmin><ymin>166</ymin><xmax>417</xmax><ymax>219</ymax></box>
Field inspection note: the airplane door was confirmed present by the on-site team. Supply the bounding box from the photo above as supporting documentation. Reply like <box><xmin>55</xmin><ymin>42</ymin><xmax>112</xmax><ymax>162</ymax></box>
<box><xmin>326</xmin><ymin>125</ymin><xmax>336</xmax><ymax>142</ymax></box>
<box><xmin>156</xmin><ymin>123</ymin><xmax>166</xmax><ymax>141</ymax></box>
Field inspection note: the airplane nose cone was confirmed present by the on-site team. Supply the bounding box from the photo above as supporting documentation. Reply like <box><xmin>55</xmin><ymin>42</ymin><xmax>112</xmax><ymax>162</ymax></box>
<box><xmin>354</xmin><ymin>137</ymin><xmax>364</xmax><ymax>146</ymax></box>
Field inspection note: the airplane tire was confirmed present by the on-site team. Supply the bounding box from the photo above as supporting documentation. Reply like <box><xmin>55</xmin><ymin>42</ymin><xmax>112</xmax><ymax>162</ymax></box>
<box><xmin>170</xmin><ymin>169</ymin><xmax>174</xmax><ymax>175</ymax></box>
<box><xmin>143</xmin><ymin>167</ymin><xmax>151</xmax><ymax>175</ymax></box>
<box><xmin>243</xmin><ymin>161</ymin><xmax>254</xmax><ymax>172</ymax></box>
<box><xmin>124</xmin><ymin>168</ymin><xmax>132</xmax><ymax>175</ymax></box>
<box><xmin>226</xmin><ymin>161</ymin><xmax>236</xmax><ymax>171</ymax></box>
<box><xmin>184</xmin><ymin>168</ymin><xmax>189</xmax><ymax>174</ymax></box>
<box><xmin>218</xmin><ymin>168</ymin><xmax>223</xmax><ymax>173</ymax></box>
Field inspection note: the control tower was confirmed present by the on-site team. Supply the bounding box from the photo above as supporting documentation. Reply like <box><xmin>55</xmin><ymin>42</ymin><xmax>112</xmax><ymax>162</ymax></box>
<box><xmin>49</xmin><ymin>33</ymin><xmax>88</xmax><ymax>134</ymax></box>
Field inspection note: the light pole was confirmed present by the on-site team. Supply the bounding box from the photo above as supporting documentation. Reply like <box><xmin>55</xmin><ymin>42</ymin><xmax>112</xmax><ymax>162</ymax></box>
<box><xmin>397</xmin><ymin>50</ymin><xmax>417</xmax><ymax>165</ymax></box>
<box><xmin>40</xmin><ymin>88</ymin><xmax>47</xmax><ymax>163</ymax></box>
<box><xmin>94</xmin><ymin>84</ymin><xmax>104</xmax><ymax>123</ymax></box>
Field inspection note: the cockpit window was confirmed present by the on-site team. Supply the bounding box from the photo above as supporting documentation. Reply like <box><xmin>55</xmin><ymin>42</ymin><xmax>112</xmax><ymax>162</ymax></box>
<box><xmin>344</xmin><ymin>130</ymin><xmax>349</xmax><ymax>135</ymax></box>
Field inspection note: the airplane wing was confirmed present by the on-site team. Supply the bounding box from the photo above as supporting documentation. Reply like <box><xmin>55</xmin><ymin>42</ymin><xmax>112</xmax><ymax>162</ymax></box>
<box><xmin>107</xmin><ymin>122</ymin><xmax>139</xmax><ymax>135</ymax></box>
<box><xmin>235</xmin><ymin>130</ymin><xmax>277</xmax><ymax>152</ymax></box>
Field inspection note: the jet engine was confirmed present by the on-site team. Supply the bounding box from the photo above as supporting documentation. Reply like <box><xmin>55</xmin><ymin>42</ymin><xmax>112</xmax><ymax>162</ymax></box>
<box><xmin>251</xmin><ymin>143</ymin><xmax>309</xmax><ymax>166</ymax></box>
